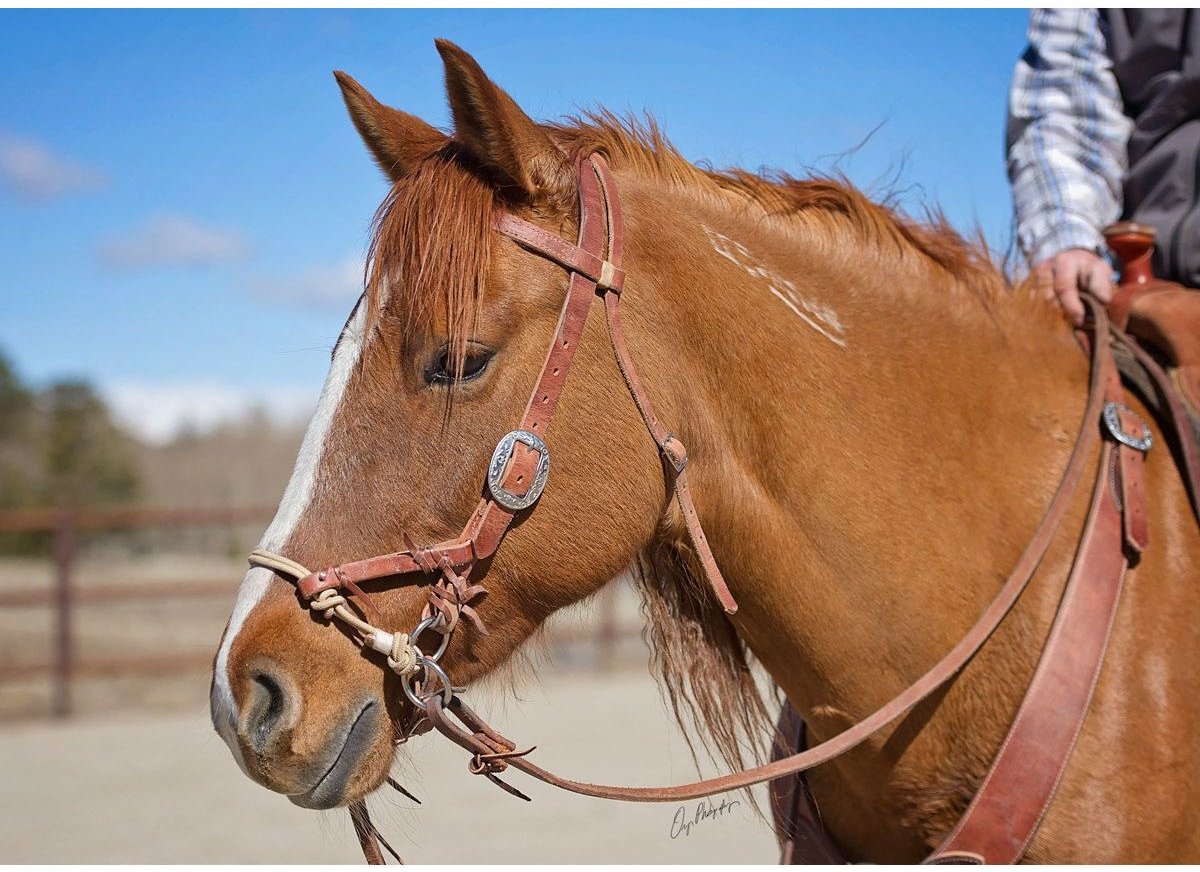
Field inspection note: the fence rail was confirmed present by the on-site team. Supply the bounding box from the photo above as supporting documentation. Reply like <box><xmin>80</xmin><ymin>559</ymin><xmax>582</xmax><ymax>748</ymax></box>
<box><xmin>0</xmin><ymin>579</ymin><xmax>239</xmax><ymax>608</ymax></box>
<box><xmin>0</xmin><ymin>505</ymin><xmax>275</xmax><ymax>533</ymax></box>
<box><xmin>0</xmin><ymin>504</ymin><xmax>273</xmax><ymax>718</ymax></box>
<box><xmin>0</xmin><ymin>504</ymin><xmax>636</xmax><ymax>720</ymax></box>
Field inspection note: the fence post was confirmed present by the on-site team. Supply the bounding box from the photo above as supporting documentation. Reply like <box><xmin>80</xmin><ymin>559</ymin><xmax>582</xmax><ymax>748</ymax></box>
<box><xmin>52</xmin><ymin>509</ymin><xmax>76</xmax><ymax>718</ymax></box>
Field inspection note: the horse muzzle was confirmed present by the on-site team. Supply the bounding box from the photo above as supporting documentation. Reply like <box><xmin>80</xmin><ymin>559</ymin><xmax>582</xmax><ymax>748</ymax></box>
<box><xmin>213</xmin><ymin>649</ymin><xmax>391</xmax><ymax>809</ymax></box>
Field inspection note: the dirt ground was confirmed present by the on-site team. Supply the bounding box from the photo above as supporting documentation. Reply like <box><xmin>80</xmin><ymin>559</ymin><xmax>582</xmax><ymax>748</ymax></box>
<box><xmin>0</xmin><ymin>670</ymin><xmax>778</xmax><ymax>863</ymax></box>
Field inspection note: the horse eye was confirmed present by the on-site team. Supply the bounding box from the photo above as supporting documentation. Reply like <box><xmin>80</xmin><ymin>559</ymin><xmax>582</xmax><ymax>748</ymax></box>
<box><xmin>425</xmin><ymin>345</ymin><xmax>493</xmax><ymax>386</ymax></box>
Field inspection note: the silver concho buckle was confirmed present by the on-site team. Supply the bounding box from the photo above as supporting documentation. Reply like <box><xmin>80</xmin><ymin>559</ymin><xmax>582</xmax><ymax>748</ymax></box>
<box><xmin>1102</xmin><ymin>402</ymin><xmax>1153</xmax><ymax>452</ymax></box>
<box><xmin>487</xmin><ymin>429</ymin><xmax>550</xmax><ymax>512</ymax></box>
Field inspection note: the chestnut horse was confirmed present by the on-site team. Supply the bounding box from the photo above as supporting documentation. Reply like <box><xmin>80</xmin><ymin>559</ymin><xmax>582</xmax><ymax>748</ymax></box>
<box><xmin>210</xmin><ymin>41</ymin><xmax>1200</xmax><ymax>862</ymax></box>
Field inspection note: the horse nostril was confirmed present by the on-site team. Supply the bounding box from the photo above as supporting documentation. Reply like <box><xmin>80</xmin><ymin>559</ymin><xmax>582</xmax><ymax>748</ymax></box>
<box><xmin>246</xmin><ymin>667</ymin><xmax>292</xmax><ymax>753</ymax></box>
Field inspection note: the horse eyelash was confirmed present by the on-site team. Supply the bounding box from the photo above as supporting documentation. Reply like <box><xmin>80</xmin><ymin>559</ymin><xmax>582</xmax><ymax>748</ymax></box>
<box><xmin>425</xmin><ymin>345</ymin><xmax>492</xmax><ymax>386</ymax></box>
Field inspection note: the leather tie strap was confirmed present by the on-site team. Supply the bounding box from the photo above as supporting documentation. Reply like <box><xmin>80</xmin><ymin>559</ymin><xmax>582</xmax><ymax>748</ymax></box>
<box><xmin>926</xmin><ymin>445</ymin><xmax>1131</xmax><ymax>863</ymax></box>
<box><xmin>923</xmin><ymin>319</ymin><xmax>1150</xmax><ymax>864</ymax></box>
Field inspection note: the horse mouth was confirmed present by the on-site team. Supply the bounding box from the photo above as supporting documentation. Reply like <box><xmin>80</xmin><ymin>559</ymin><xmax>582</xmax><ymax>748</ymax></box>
<box><xmin>289</xmin><ymin>699</ymin><xmax>380</xmax><ymax>810</ymax></box>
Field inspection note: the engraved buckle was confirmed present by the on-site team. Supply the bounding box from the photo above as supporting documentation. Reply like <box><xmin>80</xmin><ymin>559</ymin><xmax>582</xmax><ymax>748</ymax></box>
<box><xmin>487</xmin><ymin>429</ymin><xmax>551</xmax><ymax>511</ymax></box>
<box><xmin>1102</xmin><ymin>402</ymin><xmax>1153</xmax><ymax>452</ymax></box>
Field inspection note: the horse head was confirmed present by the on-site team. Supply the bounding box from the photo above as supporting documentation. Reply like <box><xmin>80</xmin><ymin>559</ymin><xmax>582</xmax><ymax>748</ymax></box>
<box><xmin>209</xmin><ymin>40</ymin><xmax>737</xmax><ymax>811</ymax></box>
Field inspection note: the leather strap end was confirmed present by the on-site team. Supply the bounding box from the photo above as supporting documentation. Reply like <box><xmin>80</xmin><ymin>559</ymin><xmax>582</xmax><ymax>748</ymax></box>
<box><xmin>660</xmin><ymin>435</ymin><xmax>689</xmax><ymax>474</ymax></box>
<box><xmin>1118</xmin><ymin>444</ymin><xmax>1150</xmax><ymax>556</ymax></box>
<box><xmin>718</xmin><ymin>593</ymin><xmax>739</xmax><ymax>615</ymax></box>
<box><xmin>674</xmin><ymin>475</ymin><xmax>738</xmax><ymax>614</ymax></box>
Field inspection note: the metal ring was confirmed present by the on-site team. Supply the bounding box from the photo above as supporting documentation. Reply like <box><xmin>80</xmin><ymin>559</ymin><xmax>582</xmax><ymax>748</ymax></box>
<box><xmin>401</xmin><ymin>657</ymin><xmax>455</xmax><ymax>709</ymax></box>
<box><xmin>487</xmin><ymin>429</ymin><xmax>551</xmax><ymax>512</ymax></box>
<box><xmin>1102</xmin><ymin>402</ymin><xmax>1153</xmax><ymax>452</ymax></box>
<box><xmin>411</xmin><ymin>615</ymin><xmax>451</xmax><ymax>662</ymax></box>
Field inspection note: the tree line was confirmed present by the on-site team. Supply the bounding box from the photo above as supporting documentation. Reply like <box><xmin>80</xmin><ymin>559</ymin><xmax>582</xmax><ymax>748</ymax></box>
<box><xmin>0</xmin><ymin>347</ymin><xmax>140</xmax><ymax>512</ymax></box>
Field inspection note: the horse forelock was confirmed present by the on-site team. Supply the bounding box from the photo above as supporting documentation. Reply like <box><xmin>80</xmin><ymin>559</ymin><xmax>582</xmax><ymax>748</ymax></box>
<box><xmin>365</xmin><ymin>141</ymin><xmax>495</xmax><ymax>380</ymax></box>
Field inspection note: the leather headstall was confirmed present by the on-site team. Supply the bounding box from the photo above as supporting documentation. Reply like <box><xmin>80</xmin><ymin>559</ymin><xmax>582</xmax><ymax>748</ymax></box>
<box><xmin>277</xmin><ymin>153</ymin><xmax>735</xmax><ymax>616</ymax></box>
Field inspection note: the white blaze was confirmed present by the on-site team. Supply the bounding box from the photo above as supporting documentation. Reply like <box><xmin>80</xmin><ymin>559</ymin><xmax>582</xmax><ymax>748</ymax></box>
<box><xmin>210</xmin><ymin>300</ymin><xmax>368</xmax><ymax>753</ymax></box>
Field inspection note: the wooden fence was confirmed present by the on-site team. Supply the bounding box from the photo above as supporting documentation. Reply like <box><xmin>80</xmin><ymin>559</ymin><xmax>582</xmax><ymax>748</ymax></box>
<box><xmin>0</xmin><ymin>505</ymin><xmax>635</xmax><ymax>720</ymax></box>
<box><xmin>0</xmin><ymin>505</ymin><xmax>275</xmax><ymax>718</ymax></box>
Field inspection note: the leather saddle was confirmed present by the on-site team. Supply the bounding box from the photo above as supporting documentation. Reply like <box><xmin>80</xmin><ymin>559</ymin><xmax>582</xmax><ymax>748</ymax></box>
<box><xmin>1105</xmin><ymin>222</ymin><xmax>1200</xmax><ymax>418</ymax></box>
<box><xmin>1103</xmin><ymin>222</ymin><xmax>1200</xmax><ymax>514</ymax></box>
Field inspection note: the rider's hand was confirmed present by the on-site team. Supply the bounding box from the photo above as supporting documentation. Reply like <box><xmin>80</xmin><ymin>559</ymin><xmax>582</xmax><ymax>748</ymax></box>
<box><xmin>1032</xmin><ymin>248</ymin><xmax>1116</xmax><ymax>327</ymax></box>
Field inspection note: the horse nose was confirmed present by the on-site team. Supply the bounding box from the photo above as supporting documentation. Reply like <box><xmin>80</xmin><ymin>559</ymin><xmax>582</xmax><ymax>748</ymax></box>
<box><xmin>240</xmin><ymin>659</ymin><xmax>300</xmax><ymax>754</ymax></box>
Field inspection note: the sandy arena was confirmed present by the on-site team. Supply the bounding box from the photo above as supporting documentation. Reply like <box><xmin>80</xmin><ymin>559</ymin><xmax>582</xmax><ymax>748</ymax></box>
<box><xmin>0</xmin><ymin>669</ymin><xmax>778</xmax><ymax>863</ymax></box>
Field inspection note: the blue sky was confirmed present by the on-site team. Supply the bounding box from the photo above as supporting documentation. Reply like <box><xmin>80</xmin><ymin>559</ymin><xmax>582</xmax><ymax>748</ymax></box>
<box><xmin>0</xmin><ymin>9</ymin><xmax>1030</xmax><ymax>442</ymax></box>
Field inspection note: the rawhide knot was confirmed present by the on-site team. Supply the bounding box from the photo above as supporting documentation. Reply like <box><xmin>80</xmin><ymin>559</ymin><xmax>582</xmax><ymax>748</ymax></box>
<box><xmin>310</xmin><ymin>588</ymin><xmax>346</xmax><ymax>618</ymax></box>
<box><xmin>468</xmin><ymin>745</ymin><xmax>536</xmax><ymax>775</ymax></box>
<box><xmin>469</xmin><ymin>753</ymin><xmax>506</xmax><ymax>775</ymax></box>
<box><xmin>386</xmin><ymin>632</ymin><xmax>421</xmax><ymax>678</ymax></box>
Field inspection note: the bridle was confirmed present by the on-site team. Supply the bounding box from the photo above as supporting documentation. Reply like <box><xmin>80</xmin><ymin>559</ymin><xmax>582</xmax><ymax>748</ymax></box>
<box><xmin>247</xmin><ymin>152</ymin><xmax>1167</xmax><ymax>864</ymax></box>
<box><xmin>249</xmin><ymin>152</ymin><xmax>736</xmax><ymax>858</ymax></box>
<box><xmin>250</xmin><ymin>150</ymin><xmax>735</xmax><ymax>697</ymax></box>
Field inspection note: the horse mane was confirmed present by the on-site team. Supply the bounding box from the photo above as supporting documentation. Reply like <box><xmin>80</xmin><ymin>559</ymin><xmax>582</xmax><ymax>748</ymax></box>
<box><xmin>551</xmin><ymin>111</ymin><xmax>1011</xmax><ymax>307</ymax></box>
<box><xmin>367</xmin><ymin>110</ymin><xmax>1018</xmax><ymax>366</ymax></box>
<box><xmin>634</xmin><ymin>533</ymin><xmax>779</xmax><ymax>780</ymax></box>
<box><xmin>364</xmin><ymin>111</ymin><xmax>1022</xmax><ymax>778</ymax></box>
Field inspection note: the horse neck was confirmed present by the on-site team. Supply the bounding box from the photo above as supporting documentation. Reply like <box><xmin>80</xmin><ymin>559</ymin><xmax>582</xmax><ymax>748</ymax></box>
<box><xmin>621</xmin><ymin>175</ymin><xmax>1090</xmax><ymax>805</ymax></box>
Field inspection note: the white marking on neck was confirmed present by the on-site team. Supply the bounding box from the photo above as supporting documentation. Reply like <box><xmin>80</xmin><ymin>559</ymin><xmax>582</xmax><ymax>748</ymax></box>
<box><xmin>210</xmin><ymin>298</ymin><xmax>368</xmax><ymax>755</ymax></box>
<box><xmin>702</xmin><ymin>225</ymin><xmax>847</xmax><ymax>348</ymax></box>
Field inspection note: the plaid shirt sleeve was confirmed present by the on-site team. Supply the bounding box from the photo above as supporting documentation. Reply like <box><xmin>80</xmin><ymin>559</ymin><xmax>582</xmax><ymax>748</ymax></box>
<box><xmin>1006</xmin><ymin>8</ymin><xmax>1133</xmax><ymax>266</ymax></box>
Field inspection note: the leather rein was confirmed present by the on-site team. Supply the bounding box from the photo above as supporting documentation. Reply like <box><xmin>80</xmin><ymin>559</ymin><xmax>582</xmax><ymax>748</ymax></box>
<box><xmin>249</xmin><ymin>153</ymin><xmax>1157</xmax><ymax>863</ymax></box>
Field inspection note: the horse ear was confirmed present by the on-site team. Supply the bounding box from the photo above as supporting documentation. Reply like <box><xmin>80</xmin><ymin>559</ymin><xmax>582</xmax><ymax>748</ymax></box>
<box><xmin>334</xmin><ymin>70</ymin><xmax>447</xmax><ymax>182</ymax></box>
<box><xmin>435</xmin><ymin>39</ymin><xmax>571</xmax><ymax>200</ymax></box>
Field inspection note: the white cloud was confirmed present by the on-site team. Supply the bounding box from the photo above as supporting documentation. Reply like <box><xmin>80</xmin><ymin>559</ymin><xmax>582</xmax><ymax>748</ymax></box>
<box><xmin>101</xmin><ymin>379</ymin><xmax>316</xmax><ymax>445</ymax></box>
<box><xmin>0</xmin><ymin>132</ymin><xmax>108</xmax><ymax>201</ymax></box>
<box><xmin>248</xmin><ymin>255</ymin><xmax>365</xmax><ymax>307</ymax></box>
<box><xmin>97</xmin><ymin>213</ymin><xmax>250</xmax><ymax>269</ymax></box>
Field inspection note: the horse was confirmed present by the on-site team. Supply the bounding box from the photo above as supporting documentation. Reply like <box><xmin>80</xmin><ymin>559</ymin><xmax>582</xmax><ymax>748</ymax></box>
<box><xmin>210</xmin><ymin>40</ymin><xmax>1200</xmax><ymax>862</ymax></box>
